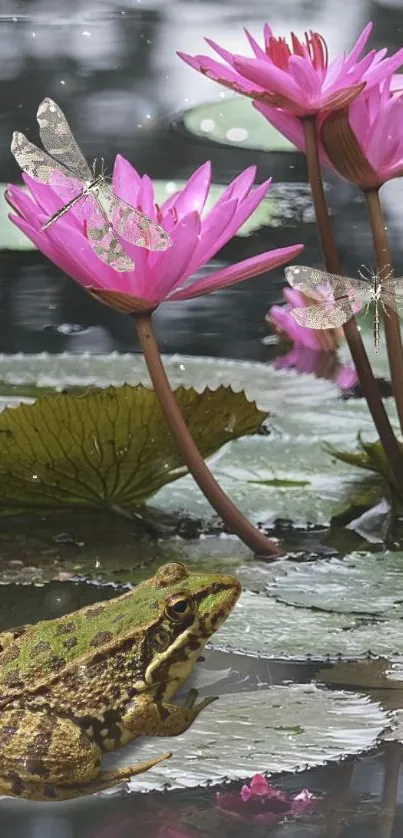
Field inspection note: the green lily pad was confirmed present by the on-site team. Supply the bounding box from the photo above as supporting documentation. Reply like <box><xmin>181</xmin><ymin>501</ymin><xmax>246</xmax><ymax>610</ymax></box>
<box><xmin>265</xmin><ymin>553</ymin><xmax>403</xmax><ymax>618</ymax></box>
<box><xmin>0</xmin><ymin>383</ymin><xmax>266</xmax><ymax>514</ymax></box>
<box><xmin>214</xmin><ymin>589</ymin><xmax>403</xmax><ymax>660</ymax></box>
<box><xmin>0</xmin><ymin>352</ymin><xmax>391</xmax><ymax>530</ymax></box>
<box><xmin>102</xmin><ymin>684</ymin><xmax>387</xmax><ymax>793</ymax></box>
<box><xmin>182</xmin><ymin>95</ymin><xmax>297</xmax><ymax>152</ymax></box>
<box><xmin>0</xmin><ymin>187</ymin><xmax>33</xmax><ymax>250</ymax></box>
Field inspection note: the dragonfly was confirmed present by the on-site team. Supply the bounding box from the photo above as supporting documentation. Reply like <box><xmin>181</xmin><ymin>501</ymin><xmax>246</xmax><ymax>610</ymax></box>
<box><xmin>11</xmin><ymin>98</ymin><xmax>172</xmax><ymax>272</ymax></box>
<box><xmin>285</xmin><ymin>264</ymin><xmax>403</xmax><ymax>352</ymax></box>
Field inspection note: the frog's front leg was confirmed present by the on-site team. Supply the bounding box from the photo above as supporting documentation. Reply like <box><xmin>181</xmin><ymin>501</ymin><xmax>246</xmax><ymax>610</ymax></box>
<box><xmin>120</xmin><ymin>689</ymin><xmax>218</xmax><ymax>741</ymax></box>
<box><xmin>0</xmin><ymin>707</ymin><xmax>170</xmax><ymax>801</ymax></box>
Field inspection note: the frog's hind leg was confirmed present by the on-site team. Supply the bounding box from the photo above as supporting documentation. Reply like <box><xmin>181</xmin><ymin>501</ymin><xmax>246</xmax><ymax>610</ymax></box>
<box><xmin>0</xmin><ymin>753</ymin><xmax>171</xmax><ymax>801</ymax></box>
<box><xmin>0</xmin><ymin>707</ymin><xmax>170</xmax><ymax>800</ymax></box>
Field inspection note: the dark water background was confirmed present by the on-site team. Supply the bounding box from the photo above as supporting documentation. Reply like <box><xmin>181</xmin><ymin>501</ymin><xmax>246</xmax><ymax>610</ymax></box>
<box><xmin>2</xmin><ymin>0</ymin><xmax>403</xmax><ymax>835</ymax></box>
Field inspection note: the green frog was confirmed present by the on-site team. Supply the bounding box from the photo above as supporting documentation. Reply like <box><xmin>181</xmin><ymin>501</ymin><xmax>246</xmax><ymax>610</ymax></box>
<box><xmin>0</xmin><ymin>562</ymin><xmax>241</xmax><ymax>801</ymax></box>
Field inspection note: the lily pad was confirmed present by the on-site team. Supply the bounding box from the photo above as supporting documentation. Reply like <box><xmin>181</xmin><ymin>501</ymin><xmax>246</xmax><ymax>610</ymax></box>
<box><xmin>102</xmin><ymin>685</ymin><xmax>387</xmax><ymax>792</ymax></box>
<box><xmin>265</xmin><ymin>553</ymin><xmax>403</xmax><ymax>618</ymax></box>
<box><xmin>0</xmin><ymin>352</ymin><xmax>390</xmax><ymax>529</ymax></box>
<box><xmin>213</xmin><ymin>590</ymin><xmax>403</xmax><ymax>660</ymax></box>
<box><xmin>181</xmin><ymin>96</ymin><xmax>297</xmax><ymax>153</ymax></box>
<box><xmin>0</xmin><ymin>383</ymin><xmax>266</xmax><ymax>514</ymax></box>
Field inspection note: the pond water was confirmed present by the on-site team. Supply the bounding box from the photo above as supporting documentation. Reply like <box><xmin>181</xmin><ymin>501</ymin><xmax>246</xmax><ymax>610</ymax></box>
<box><xmin>2</xmin><ymin>0</ymin><xmax>403</xmax><ymax>835</ymax></box>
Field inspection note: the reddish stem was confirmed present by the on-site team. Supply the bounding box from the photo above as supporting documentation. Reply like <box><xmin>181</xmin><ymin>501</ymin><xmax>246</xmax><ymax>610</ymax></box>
<box><xmin>134</xmin><ymin>313</ymin><xmax>283</xmax><ymax>557</ymax></box>
<box><xmin>302</xmin><ymin>117</ymin><xmax>403</xmax><ymax>491</ymax></box>
<box><xmin>364</xmin><ymin>187</ymin><xmax>403</xmax><ymax>436</ymax></box>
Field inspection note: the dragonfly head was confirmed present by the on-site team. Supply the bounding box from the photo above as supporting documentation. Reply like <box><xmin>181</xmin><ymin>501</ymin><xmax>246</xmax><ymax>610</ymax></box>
<box><xmin>92</xmin><ymin>157</ymin><xmax>109</xmax><ymax>180</ymax></box>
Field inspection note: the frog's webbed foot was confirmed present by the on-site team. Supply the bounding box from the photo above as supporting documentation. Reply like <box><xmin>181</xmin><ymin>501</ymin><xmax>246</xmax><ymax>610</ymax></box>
<box><xmin>123</xmin><ymin>690</ymin><xmax>219</xmax><ymax>738</ymax></box>
<box><xmin>183</xmin><ymin>688</ymin><xmax>218</xmax><ymax>712</ymax></box>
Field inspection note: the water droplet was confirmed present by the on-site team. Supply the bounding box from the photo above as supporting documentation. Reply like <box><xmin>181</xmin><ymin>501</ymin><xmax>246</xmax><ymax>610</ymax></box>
<box><xmin>82</xmin><ymin>30</ymin><xmax>91</xmax><ymax>37</ymax></box>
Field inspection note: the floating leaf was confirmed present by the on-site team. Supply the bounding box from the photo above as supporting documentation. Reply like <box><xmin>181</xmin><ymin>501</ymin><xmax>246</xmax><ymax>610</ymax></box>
<box><xmin>214</xmin><ymin>589</ymin><xmax>403</xmax><ymax>660</ymax></box>
<box><xmin>181</xmin><ymin>96</ymin><xmax>297</xmax><ymax>152</ymax></box>
<box><xmin>103</xmin><ymin>685</ymin><xmax>387</xmax><ymax>793</ymax></box>
<box><xmin>0</xmin><ymin>384</ymin><xmax>266</xmax><ymax>514</ymax></box>
<box><xmin>265</xmin><ymin>553</ymin><xmax>403</xmax><ymax>618</ymax></box>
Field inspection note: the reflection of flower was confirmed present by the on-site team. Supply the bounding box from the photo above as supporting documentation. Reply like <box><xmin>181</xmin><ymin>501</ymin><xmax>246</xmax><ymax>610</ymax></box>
<box><xmin>267</xmin><ymin>286</ymin><xmax>343</xmax><ymax>351</ymax></box>
<box><xmin>7</xmin><ymin>159</ymin><xmax>303</xmax><ymax>314</ymax></box>
<box><xmin>274</xmin><ymin>346</ymin><xmax>357</xmax><ymax>391</ymax></box>
<box><xmin>179</xmin><ymin>23</ymin><xmax>403</xmax><ymax>117</ymax></box>
<box><xmin>216</xmin><ymin>774</ymin><xmax>318</xmax><ymax>824</ymax></box>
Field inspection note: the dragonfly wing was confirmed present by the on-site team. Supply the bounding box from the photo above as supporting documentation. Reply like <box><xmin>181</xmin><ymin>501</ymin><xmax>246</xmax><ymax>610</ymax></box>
<box><xmin>285</xmin><ymin>265</ymin><xmax>368</xmax><ymax>299</ymax></box>
<box><xmin>85</xmin><ymin>197</ymin><xmax>134</xmax><ymax>272</ymax></box>
<box><xmin>380</xmin><ymin>293</ymin><xmax>403</xmax><ymax>314</ymax></box>
<box><xmin>11</xmin><ymin>131</ymin><xmax>73</xmax><ymax>183</ymax></box>
<box><xmin>291</xmin><ymin>298</ymin><xmax>358</xmax><ymax>329</ymax></box>
<box><xmin>380</xmin><ymin>280</ymin><xmax>403</xmax><ymax>314</ymax></box>
<box><xmin>109</xmin><ymin>194</ymin><xmax>171</xmax><ymax>252</ymax></box>
<box><xmin>37</xmin><ymin>98</ymin><xmax>92</xmax><ymax>182</ymax></box>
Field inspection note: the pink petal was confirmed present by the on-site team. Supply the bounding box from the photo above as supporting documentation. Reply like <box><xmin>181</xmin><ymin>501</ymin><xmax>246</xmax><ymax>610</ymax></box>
<box><xmin>244</xmin><ymin>28</ymin><xmax>267</xmax><ymax>60</ymax></box>
<box><xmin>170</xmin><ymin>243</ymin><xmax>304</xmax><ymax>300</ymax></box>
<box><xmin>169</xmin><ymin>162</ymin><xmax>212</xmax><ymax>220</ymax></box>
<box><xmin>205</xmin><ymin>37</ymin><xmax>239</xmax><ymax>67</ymax></box>
<box><xmin>211</xmin><ymin>167</ymin><xmax>257</xmax><ymax>208</ymax></box>
<box><xmin>7</xmin><ymin>185</ymin><xmax>47</xmax><ymax>228</ymax></box>
<box><xmin>186</xmin><ymin>198</ymin><xmax>239</xmax><ymax>273</ymax></box>
<box><xmin>344</xmin><ymin>22</ymin><xmax>372</xmax><ymax>67</ymax></box>
<box><xmin>22</xmin><ymin>173</ymin><xmax>73</xmax><ymax>225</ymax></box>
<box><xmin>233</xmin><ymin>57</ymin><xmax>303</xmax><ymax>101</ymax></box>
<box><xmin>112</xmin><ymin>155</ymin><xmax>142</xmax><ymax>207</ymax></box>
<box><xmin>288</xmin><ymin>54</ymin><xmax>321</xmax><ymax>99</ymax></box>
<box><xmin>253</xmin><ymin>102</ymin><xmax>306</xmax><ymax>149</ymax></box>
<box><xmin>151</xmin><ymin>211</ymin><xmax>202</xmax><ymax>298</ymax></box>
<box><xmin>136</xmin><ymin>174</ymin><xmax>157</xmax><ymax>219</ymax></box>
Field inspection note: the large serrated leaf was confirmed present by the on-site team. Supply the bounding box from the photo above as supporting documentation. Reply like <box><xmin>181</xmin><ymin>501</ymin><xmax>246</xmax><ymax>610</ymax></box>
<box><xmin>0</xmin><ymin>384</ymin><xmax>266</xmax><ymax>514</ymax></box>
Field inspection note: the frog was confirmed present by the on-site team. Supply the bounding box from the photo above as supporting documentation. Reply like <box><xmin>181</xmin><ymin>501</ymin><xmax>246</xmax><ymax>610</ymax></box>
<box><xmin>0</xmin><ymin>562</ymin><xmax>241</xmax><ymax>801</ymax></box>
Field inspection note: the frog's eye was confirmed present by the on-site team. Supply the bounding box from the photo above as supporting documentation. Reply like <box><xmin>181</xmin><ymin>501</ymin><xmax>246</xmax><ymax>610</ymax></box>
<box><xmin>165</xmin><ymin>594</ymin><xmax>194</xmax><ymax>623</ymax></box>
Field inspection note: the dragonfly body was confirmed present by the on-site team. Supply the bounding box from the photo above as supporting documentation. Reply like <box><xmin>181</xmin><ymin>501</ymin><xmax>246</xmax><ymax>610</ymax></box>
<box><xmin>11</xmin><ymin>98</ymin><xmax>171</xmax><ymax>271</ymax></box>
<box><xmin>41</xmin><ymin>172</ymin><xmax>106</xmax><ymax>230</ymax></box>
<box><xmin>285</xmin><ymin>265</ymin><xmax>403</xmax><ymax>352</ymax></box>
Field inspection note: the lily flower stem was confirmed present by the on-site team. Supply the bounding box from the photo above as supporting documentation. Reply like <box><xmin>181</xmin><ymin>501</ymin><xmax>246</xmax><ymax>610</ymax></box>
<box><xmin>134</xmin><ymin>312</ymin><xmax>283</xmax><ymax>557</ymax></box>
<box><xmin>364</xmin><ymin>187</ymin><xmax>403</xmax><ymax>436</ymax></box>
<box><xmin>302</xmin><ymin>116</ymin><xmax>403</xmax><ymax>490</ymax></box>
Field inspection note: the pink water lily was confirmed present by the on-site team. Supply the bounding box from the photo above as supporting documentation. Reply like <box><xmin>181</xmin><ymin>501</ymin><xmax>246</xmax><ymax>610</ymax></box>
<box><xmin>320</xmin><ymin>76</ymin><xmax>403</xmax><ymax>189</ymax></box>
<box><xmin>178</xmin><ymin>22</ymin><xmax>403</xmax><ymax>117</ymax></box>
<box><xmin>7</xmin><ymin>158</ymin><xmax>303</xmax><ymax>313</ymax></box>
